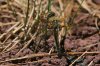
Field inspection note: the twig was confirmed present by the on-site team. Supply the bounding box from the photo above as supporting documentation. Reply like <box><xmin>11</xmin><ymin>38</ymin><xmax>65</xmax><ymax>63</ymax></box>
<box><xmin>0</xmin><ymin>51</ymin><xmax>100</xmax><ymax>63</ymax></box>
<box><xmin>0</xmin><ymin>22</ymin><xmax>17</xmax><ymax>27</ymax></box>
<box><xmin>88</xmin><ymin>60</ymin><xmax>93</xmax><ymax>66</ymax></box>
<box><xmin>16</xmin><ymin>31</ymin><xmax>37</xmax><ymax>56</ymax></box>
<box><xmin>69</xmin><ymin>51</ymin><xmax>87</xmax><ymax>66</ymax></box>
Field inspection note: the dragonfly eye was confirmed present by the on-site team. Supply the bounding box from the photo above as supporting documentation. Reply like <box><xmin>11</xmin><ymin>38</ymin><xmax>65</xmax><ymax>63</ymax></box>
<box><xmin>47</xmin><ymin>12</ymin><xmax>55</xmax><ymax>20</ymax></box>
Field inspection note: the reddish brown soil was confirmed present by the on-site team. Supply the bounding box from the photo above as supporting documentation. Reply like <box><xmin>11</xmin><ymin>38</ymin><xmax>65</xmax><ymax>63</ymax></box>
<box><xmin>0</xmin><ymin>0</ymin><xmax>100</xmax><ymax>66</ymax></box>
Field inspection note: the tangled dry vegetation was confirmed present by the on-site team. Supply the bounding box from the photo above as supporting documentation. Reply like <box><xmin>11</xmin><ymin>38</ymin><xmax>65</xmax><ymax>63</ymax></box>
<box><xmin>0</xmin><ymin>0</ymin><xmax>100</xmax><ymax>66</ymax></box>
